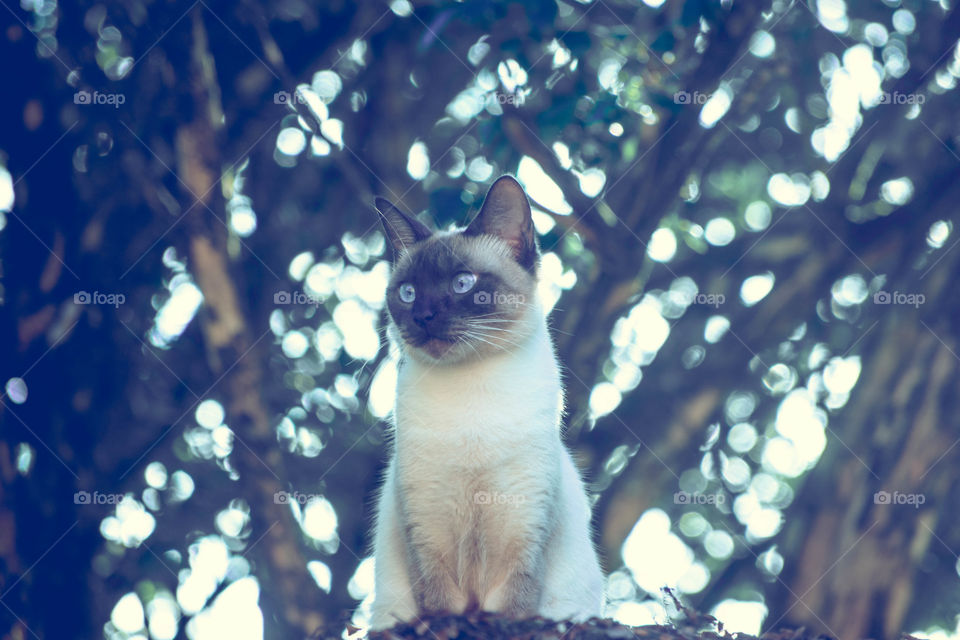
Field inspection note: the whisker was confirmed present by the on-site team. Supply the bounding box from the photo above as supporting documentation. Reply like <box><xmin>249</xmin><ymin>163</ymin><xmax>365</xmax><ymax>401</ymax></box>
<box><xmin>463</xmin><ymin>332</ymin><xmax>499</xmax><ymax>350</ymax></box>
<box><xmin>467</xmin><ymin>324</ymin><xmax>521</xmax><ymax>337</ymax></box>
<box><xmin>464</xmin><ymin>329</ymin><xmax>525</xmax><ymax>352</ymax></box>
<box><xmin>457</xmin><ymin>335</ymin><xmax>481</xmax><ymax>358</ymax></box>
<box><xmin>464</xmin><ymin>324</ymin><xmax>515</xmax><ymax>330</ymax></box>
<box><xmin>462</xmin><ymin>323</ymin><xmax>517</xmax><ymax>334</ymax></box>
<box><xmin>465</xmin><ymin>321</ymin><xmax>525</xmax><ymax>341</ymax></box>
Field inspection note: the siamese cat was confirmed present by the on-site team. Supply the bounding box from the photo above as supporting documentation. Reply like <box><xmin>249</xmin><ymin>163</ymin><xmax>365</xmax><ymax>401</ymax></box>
<box><xmin>369</xmin><ymin>176</ymin><xmax>604</xmax><ymax>629</ymax></box>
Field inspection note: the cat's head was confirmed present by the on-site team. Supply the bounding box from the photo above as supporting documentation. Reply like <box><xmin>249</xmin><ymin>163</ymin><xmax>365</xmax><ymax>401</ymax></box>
<box><xmin>376</xmin><ymin>176</ymin><xmax>540</xmax><ymax>365</ymax></box>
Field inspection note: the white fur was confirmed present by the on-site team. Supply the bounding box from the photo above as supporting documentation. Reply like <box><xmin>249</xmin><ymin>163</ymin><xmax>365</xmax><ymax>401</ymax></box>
<box><xmin>370</xmin><ymin>300</ymin><xmax>605</xmax><ymax>629</ymax></box>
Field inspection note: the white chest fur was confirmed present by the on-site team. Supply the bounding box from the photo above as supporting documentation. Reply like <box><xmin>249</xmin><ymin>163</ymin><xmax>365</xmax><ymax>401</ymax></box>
<box><xmin>369</xmin><ymin>317</ymin><xmax>604</xmax><ymax>629</ymax></box>
<box><xmin>394</xmin><ymin>320</ymin><xmax>562</xmax><ymax>465</ymax></box>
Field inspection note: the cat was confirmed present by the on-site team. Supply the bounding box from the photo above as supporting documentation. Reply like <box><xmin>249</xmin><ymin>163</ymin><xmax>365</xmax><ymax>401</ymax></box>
<box><xmin>369</xmin><ymin>176</ymin><xmax>604</xmax><ymax>630</ymax></box>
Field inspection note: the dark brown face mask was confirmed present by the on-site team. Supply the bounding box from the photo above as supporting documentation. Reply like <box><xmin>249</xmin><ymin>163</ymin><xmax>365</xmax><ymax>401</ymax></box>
<box><xmin>376</xmin><ymin>176</ymin><xmax>539</xmax><ymax>363</ymax></box>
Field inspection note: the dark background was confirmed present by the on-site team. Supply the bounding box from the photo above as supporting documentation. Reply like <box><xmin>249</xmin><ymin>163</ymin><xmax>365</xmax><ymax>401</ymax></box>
<box><xmin>1</xmin><ymin>0</ymin><xmax>960</xmax><ymax>638</ymax></box>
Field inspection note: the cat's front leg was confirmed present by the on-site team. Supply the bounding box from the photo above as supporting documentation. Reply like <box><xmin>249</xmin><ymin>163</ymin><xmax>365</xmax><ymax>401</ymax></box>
<box><xmin>490</xmin><ymin>550</ymin><xmax>547</xmax><ymax>617</ymax></box>
<box><xmin>480</xmin><ymin>528</ymin><xmax>548</xmax><ymax>617</ymax></box>
<box><xmin>406</xmin><ymin>543</ymin><xmax>470</xmax><ymax>614</ymax></box>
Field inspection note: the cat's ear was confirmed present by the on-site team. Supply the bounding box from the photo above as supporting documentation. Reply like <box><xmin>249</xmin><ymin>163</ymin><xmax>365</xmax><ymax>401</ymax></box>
<box><xmin>465</xmin><ymin>176</ymin><xmax>537</xmax><ymax>270</ymax></box>
<box><xmin>375</xmin><ymin>197</ymin><xmax>432</xmax><ymax>259</ymax></box>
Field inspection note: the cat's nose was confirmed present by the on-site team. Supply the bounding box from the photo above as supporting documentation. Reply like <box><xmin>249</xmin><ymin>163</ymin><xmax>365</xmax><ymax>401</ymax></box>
<box><xmin>413</xmin><ymin>308</ymin><xmax>437</xmax><ymax>328</ymax></box>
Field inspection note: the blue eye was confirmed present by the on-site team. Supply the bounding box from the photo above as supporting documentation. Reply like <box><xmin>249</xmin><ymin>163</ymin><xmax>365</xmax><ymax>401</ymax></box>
<box><xmin>452</xmin><ymin>272</ymin><xmax>477</xmax><ymax>294</ymax></box>
<box><xmin>398</xmin><ymin>283</ymin><xmax>416</xmax><ymax>303</ymax></box>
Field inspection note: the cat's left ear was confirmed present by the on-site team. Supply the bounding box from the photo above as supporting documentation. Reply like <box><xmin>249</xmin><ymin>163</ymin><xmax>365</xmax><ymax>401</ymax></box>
<box><xmin>375</xmin><ymin>197</ymin><xmax>432</xmax><ymax>260</ymax></box>
<box><xmin>465</xmin><ymin>176</ymin><xmax>537</xmax><ymax>271</ymax></box>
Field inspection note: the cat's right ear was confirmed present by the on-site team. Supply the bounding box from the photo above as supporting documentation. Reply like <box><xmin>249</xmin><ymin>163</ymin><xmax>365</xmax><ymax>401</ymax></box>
<box><xmin>375</xmin><ymin>197</ymin><xmax>432</xmax><ymax>259</ymax></box>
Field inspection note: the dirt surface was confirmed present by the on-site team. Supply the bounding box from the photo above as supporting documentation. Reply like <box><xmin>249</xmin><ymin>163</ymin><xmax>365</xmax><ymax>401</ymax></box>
<box><xmin>313</xmin><ymin>609</ymin><xmax>838</xmax><ymax>640</ymax></box>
